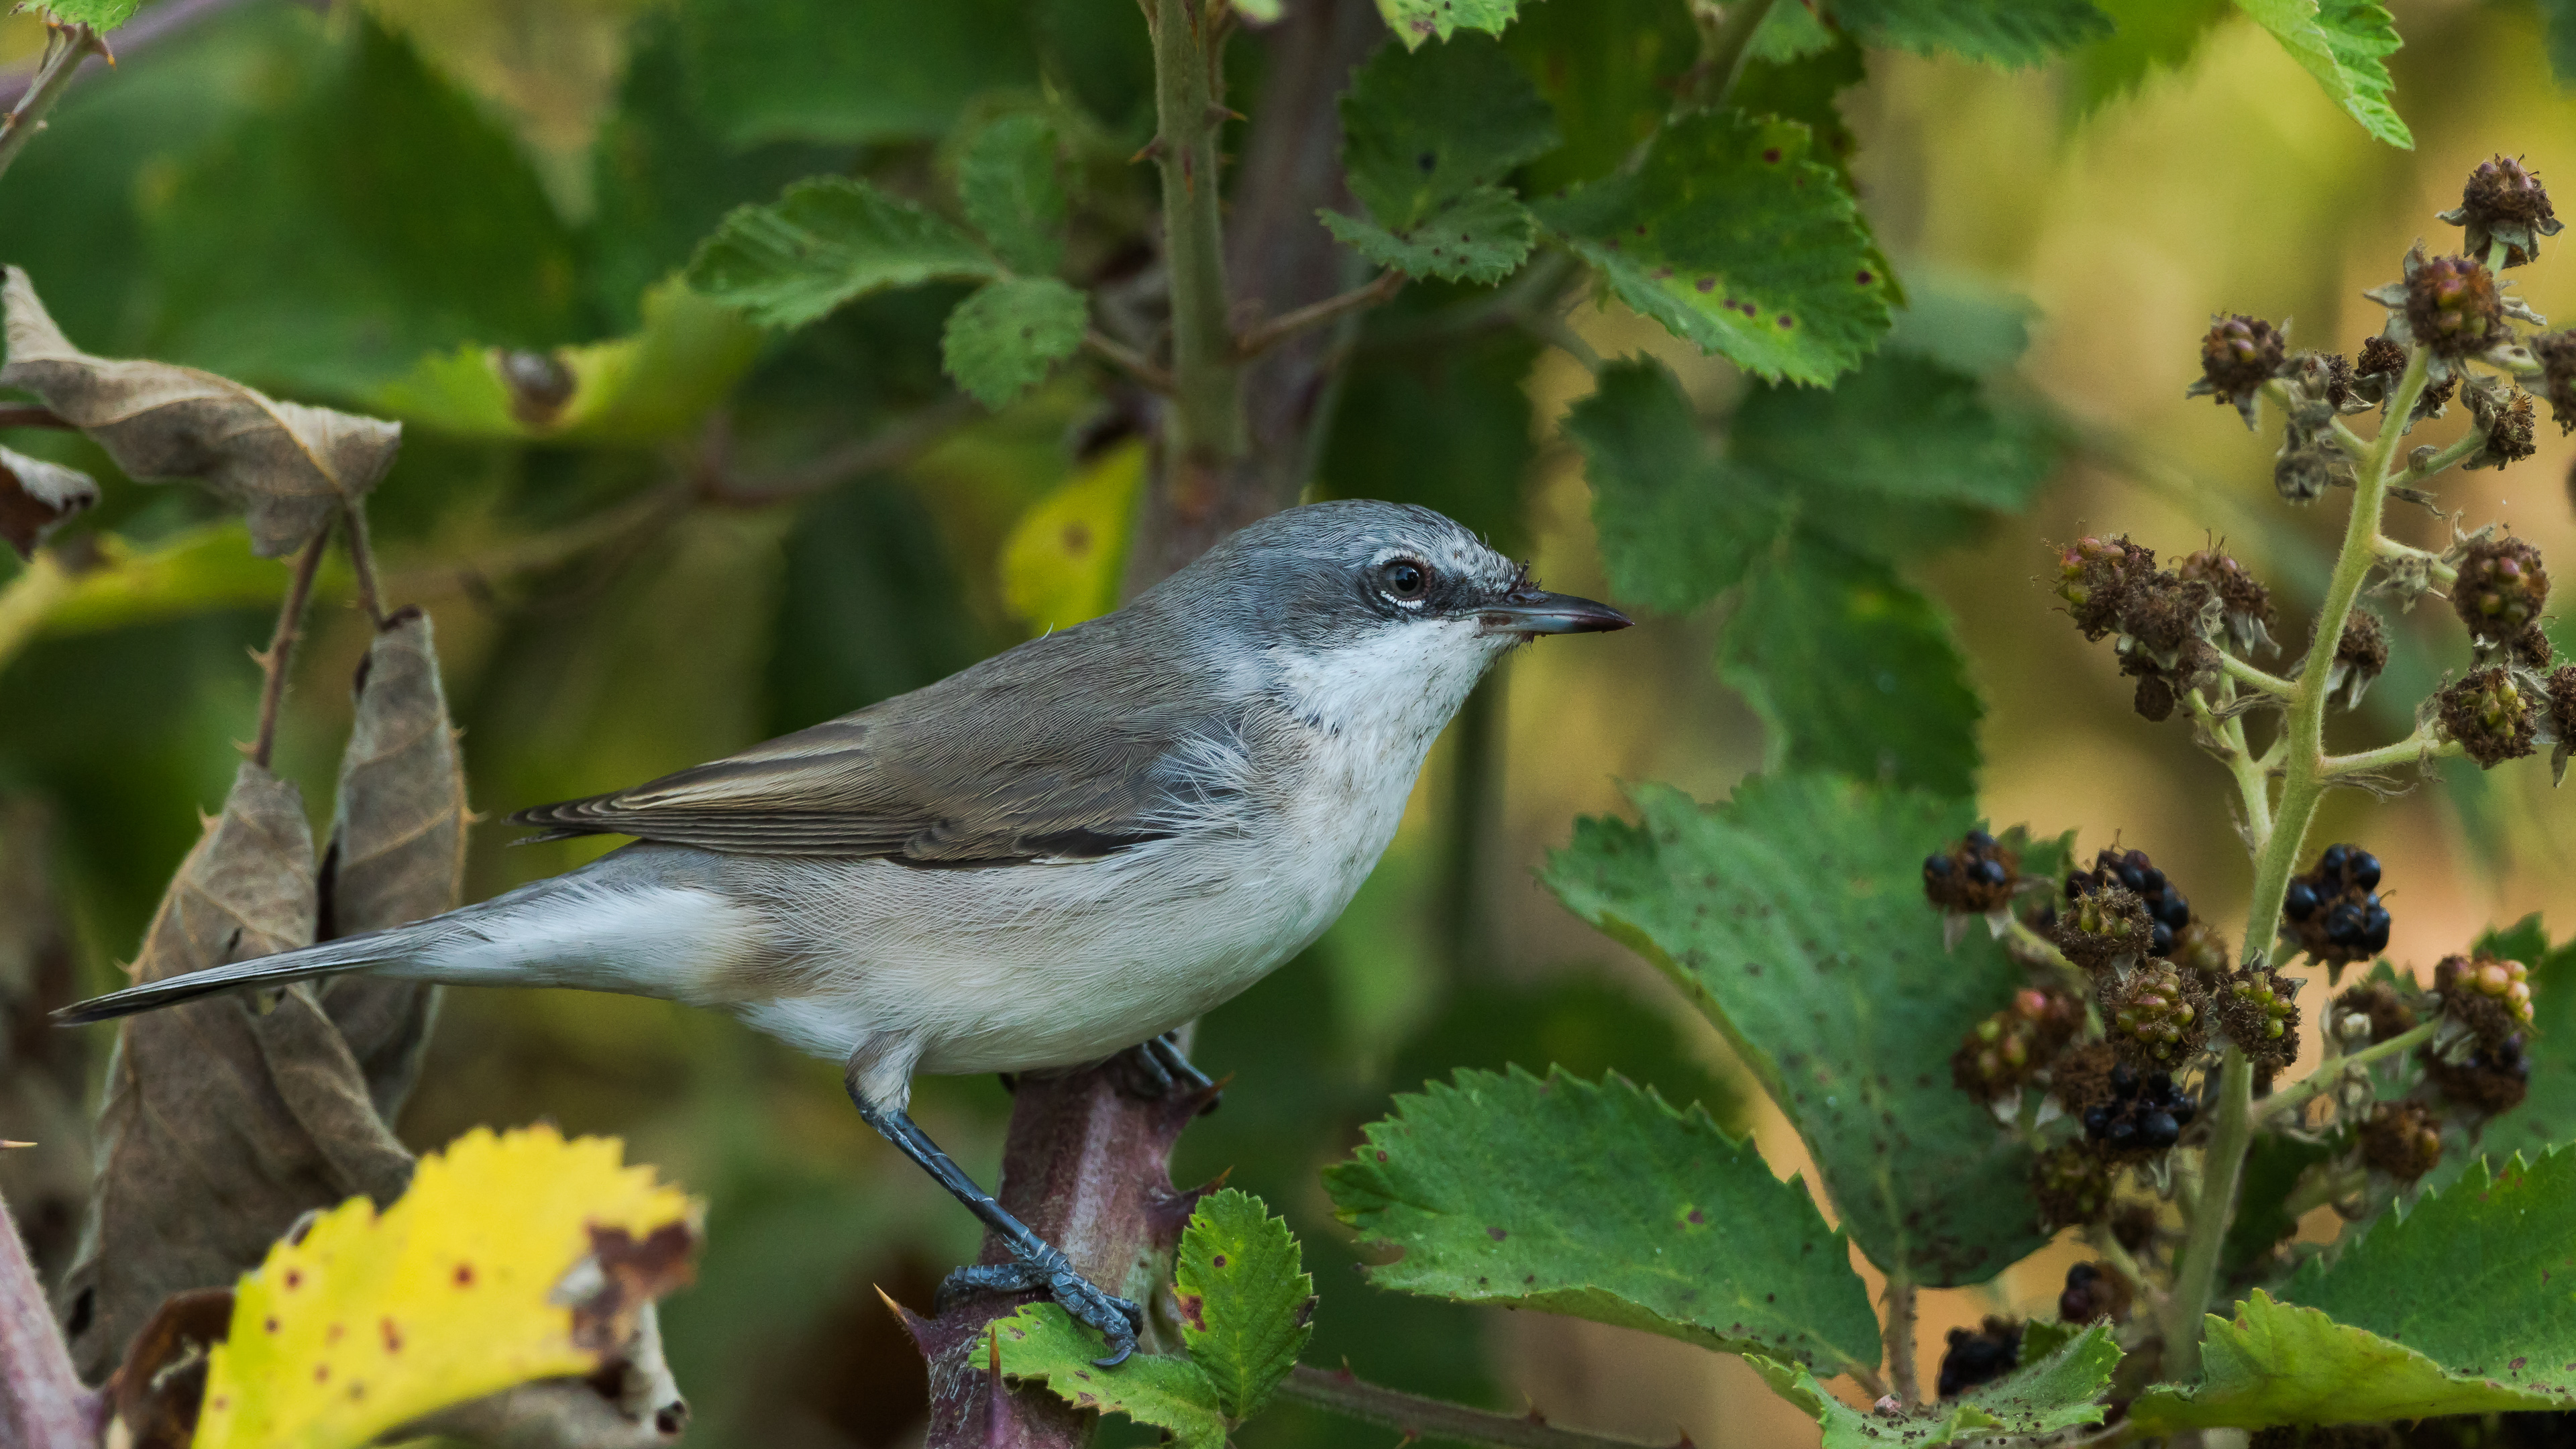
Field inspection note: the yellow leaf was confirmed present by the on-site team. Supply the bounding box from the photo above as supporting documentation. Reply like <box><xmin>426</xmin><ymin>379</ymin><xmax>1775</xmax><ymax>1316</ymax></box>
<box><xmin>1000</xmin><ymin>440</ymin><xmax>1143</xmax><ymax>633</ymax></box>
<box><xmin>194</xmin><ymin>1124</ymin><xmax>699</xmax><ymax>1449</ymax></box>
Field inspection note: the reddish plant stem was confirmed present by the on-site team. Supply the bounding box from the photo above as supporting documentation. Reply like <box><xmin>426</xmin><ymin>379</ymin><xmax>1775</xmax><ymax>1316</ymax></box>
<box><xmin>248</xmin><ymin>527</ymin><xmax>331</xmax><ymax>769</ymax></box>
<box><xmin>1</xmin><ymin>1191</ymin><xmax>102</xmax><ymax>1449</ymax></box>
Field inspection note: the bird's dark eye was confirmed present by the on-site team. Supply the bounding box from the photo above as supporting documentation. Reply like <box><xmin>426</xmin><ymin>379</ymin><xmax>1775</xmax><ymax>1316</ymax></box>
<box><xmin>1379</xmin><ymin>558</ymin><xmax>1430</xmax><ymax>601</ymax></box>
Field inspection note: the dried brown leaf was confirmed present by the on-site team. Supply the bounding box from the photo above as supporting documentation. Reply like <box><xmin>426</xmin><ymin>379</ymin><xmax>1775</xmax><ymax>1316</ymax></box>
<box><xmin>316</xmin><ymin>609</ymin><xmax>468</xmax><ymax>1121</ymax></box>
<box><xmin>0</xmin><ymin>268</ymin><xmax>400</xmax><ymax>557</ymax></box>
<box><xmin>58</xmin><ymin>764</ymin><xmax>413</xmax><ymax>1377</ymax></box>
<box><xmin>0</xmin><ymin>798</ymin><xmax>89</xmax><ymax>1280</ymax></box>
<box><xmin>103</xmin><ymin>1287</ymin><xmax>233</xmax><ymax>1449</ymax></box>
<box><xmin>0</xmin><ymin>444</ymin><xmax>97</xmax><ymax>561</ymax></box>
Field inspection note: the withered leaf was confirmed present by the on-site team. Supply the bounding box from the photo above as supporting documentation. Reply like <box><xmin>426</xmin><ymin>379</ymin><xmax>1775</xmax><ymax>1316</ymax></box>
<box><xmin>59</xmin><ymin>764</ymin><xmax>413</xmax><ymax>1378</ymax></box>
<box><xmin>0</xmin><ymin>443</ymin><xmax>98</xmax><ymax>560</ymax></box>
<box><xmin>316</xmin><ymin>608</ymin><xmax>468</xmax><ymax>1122</ymax></box>
<box><xmin>105</xmin><ymin>1286</ymin><xmax>233</xmax><ymax>1449</ymax></box>
<box><xmin>0</xmin><ymin>268</ymin><xmax>401</xmax><ymax>557</ymax></box>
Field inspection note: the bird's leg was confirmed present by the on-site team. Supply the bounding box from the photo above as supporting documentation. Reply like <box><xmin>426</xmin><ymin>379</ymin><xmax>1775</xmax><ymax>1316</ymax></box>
<box><xmin>1107</xmin><ymin>1030</ymin><xmax>1220</xmax><ymax>1112</ymax></box>
<box><xmin>841</xmin><ymin>1059</ymin><xmax>1142</xmax><ymax>1365</ymax></box>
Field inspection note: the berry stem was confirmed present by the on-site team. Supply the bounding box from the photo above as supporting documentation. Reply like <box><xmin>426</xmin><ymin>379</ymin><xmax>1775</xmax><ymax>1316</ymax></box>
<box><xmin>2164</xmin><ymin>343</ymin><xmax>2431</xmax><ymax>1383</ymax></box>
<box><xmin>2392</xmin><ymin>430</ymin><xmax>2486</xmax><ymax>488</ymax></box>
<box><xmin>2186</xmin><ymin>690</ymin><xmax>2274</xmax><ymax>847</ymax></box>
<box><xmin>2367</xmin><ymin>533</ymin><xmax>2459</xmax><ymax>586</ymax></box>
<box><xmin>2321</xmin><ymin>724</ymin><xmax>2463</xmax><ymax>779</ymax></box>
<box><xmin>2253</xmin><ymin>1018</ymin><xmax>2438</xmax><ymax>1124</ymax></box>
<box><xmin>2082</xmin><ymin>1222</ymin><xmax>2146</xmax><ymax>1295</ymax></box>
<box><xmin>2000</xmin><ymin>916</ymin><xmax>2090</xmax><ymax>990</ymax></box>
<box><xmin>2263</xmin><ymin>380</ymin><xmax>2370</xmax><ymax>458</ymax></box>
<box><xmin>1882</xmin><ymin>1276</ymin><xmax>1921</xmax><ymax>1409</ymax></box>
<box><xmin>2488</xmin><ymin>237</ymin><xmax>2512</xmax><ymax>274</ymax></box>
<box><xmin>2214</xmin><ymin>654</ymin><xmax>2295</xmax><ymax>698</ymax></box>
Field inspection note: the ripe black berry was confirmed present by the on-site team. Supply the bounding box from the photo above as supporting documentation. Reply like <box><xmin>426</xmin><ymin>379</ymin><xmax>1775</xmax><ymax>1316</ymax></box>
<box><xmin>2282</xmin><ymin>844</ymin><xmax>2392</xmax><ymax>975</ymax></box>
<box><xmin>1938</xmin><ymin>1318</ymin><xmax>2023</xmax><ymax>1399</ymax></box>
<box><xmin>2081</xmin><ymin>1062</ymin><xmax>2199</xmax><ymax>1161</ymax></box>
<box><xmin>2058</xmin><ymin>1262</ymin><xmax>2133</xmax><ymax>1325</ymax></box>
<box><xmin>2359</xmin><ymin>1100</ymin><xmax>2445</xmax><ymax>1182</ymax></box>
<box><xmin>1924</xmin><ymin>829</ymin><xmax>2021</xmax><ymax>916</ymax></box>
<box><xmin>2437</xmin><ymin>667</ymin><xmax>2539</xmax><ymax>769</ymax></box>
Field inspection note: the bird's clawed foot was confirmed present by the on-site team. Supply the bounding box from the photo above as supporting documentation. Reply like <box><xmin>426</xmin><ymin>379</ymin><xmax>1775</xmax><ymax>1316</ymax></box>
<box><xmin>938</xmin><ymin>1248</ymin><xmax>1144</xmax><ymax>1365</ymax></box>
<box><xmin>1109</xmin><ymin>1031</ymin><xmax>1220</xmax><ymax>1114</ymax></box>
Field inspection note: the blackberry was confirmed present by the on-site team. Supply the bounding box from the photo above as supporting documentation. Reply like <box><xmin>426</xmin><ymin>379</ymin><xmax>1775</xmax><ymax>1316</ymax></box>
<box><xmin>2332</xmin><ymin>979</ymin><xmax>2419</xmax><ymax>1045</ymax></box>
<box><xmin>2189</xmin><ymin>314</ymin><xmax>2288</xmax><ymax>429</ymax></box>
<box><xmin>2404</xmin><ymin>254</ymin><xmax>2509</xmax><ymax>360</ymax></box>
<box><xmin>2436</xmin><ymin>666</ymin><xmax>2538</xmax><ymax>768</ymax></box>
<box><xmin>2449</xmin><ymin>533</ymin><xmax>2550</xmax><ymax>644</ymax></box>
<box><xmin>2081</xmin><ymin>1062</ymin><xmax>2199</xmax><ymax>1161</ymax></box>
<box><xmin>2109</xmin><ymin>1202</ymin><xmax>2159</xmax><ymax>1256</ymax></box>
<box><xmin>2104</xmin><ymin>961</ymin><xmax>2210</xmax><ymax>1068</ymax></box>
<box><xmin>2465</xmin><ymin>382</ymin><xmax>2540</xmax><ymax>470</ymax></box>
<box><xmin>2219</xmin><ymin>968</ymin><xmax>2304</xmax><ymax>1071</ymax></box>
<box><xmin>1952</xmin><ymin>987</ymin><xmax>2086</xmax><ymax>1103</ymax></box>
<box><xmin>2179</xmin><ymin>548</ymin><xmax>2279</xmax><ymax>655</ymax></box>
<box><xmin>2051</xmin><ymin>873</ymin><xmax>2155</xmax><ymax>972</ymax></box>
<box><xmin>2032</xmin><ymin>1143</ymin><xmax>2114</xmax><ymax>1229</ymax></box>
<box><xmin>2359</xmin><ymin>1100</ymin><xmax>2445</xmax><ymax>1182</ymax></box>
<box><xmin>2438</xmin><ymin>154</ymin><xmax>2563</xmax><ymax>268</ymax></box>
<box><xmin>1924</xmin><ymin>828</ymin><xmax>2019</xmax><ymax>915</ymax></box>
<box><xmin>2053</xmin><ymin>535</ymin><xmax>2157</xmax><ymax>642</ymax></box>
<box><xmin>2432</xmin><ymin>952</ymin><xmax>2534</xmax><ymax>1044</ymax></box>
<box><xmin>2281</xmin><ymin>843</ymin><xmax>2391</xmax><ymax>974</ymax></box>
<box><xmin>2057</xmin><ymin>1262</ymin><xmax>2132</xmax><ymax>1324</ymax></box>
<box><xmin>2424</xmin><ymin>1034</ymin><xmax>2530</xmax><ymax>1116</ymax></box>
<box><xmin>2532</xmin><ymin>331</ymin><xmax>2576</xmax><ymax>434</ymax></box>
<box><xmin>1937</xmin><ymin>1318</ymin><xmax>2023</xmax><ymax>1399</ymax></box>
<box><xmin>2080</xmin><ymin>848</ymin><xmax>2194</xmax><ymax>956</ymax></box>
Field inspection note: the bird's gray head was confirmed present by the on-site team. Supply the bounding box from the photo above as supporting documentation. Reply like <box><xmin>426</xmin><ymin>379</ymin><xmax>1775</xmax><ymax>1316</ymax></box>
<box><xmin>1144</xmin><ymin>500</ymin><xmax>1630</xmax><ymax>741</ymax></box>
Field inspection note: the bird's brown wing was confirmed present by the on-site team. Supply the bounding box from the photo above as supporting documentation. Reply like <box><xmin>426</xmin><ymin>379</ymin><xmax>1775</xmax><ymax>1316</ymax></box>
<box><xmin>510</xmin><ymin>618</ymin><xmax>1230</xmax><ymax>863</ymax></box>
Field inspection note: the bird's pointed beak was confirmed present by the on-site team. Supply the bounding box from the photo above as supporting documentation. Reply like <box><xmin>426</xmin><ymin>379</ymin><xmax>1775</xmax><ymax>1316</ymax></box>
<box><xmin>1474</xmin><ymin>589</ymin><xmax>1633</xmax><ymax>637</ymax></box>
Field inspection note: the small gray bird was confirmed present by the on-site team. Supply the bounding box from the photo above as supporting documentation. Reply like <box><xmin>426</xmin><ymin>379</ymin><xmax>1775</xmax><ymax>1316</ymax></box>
<box><xmin>60</xmin><ymin>500</ymin><xmax>1629</xmax><ymax>1359</ymax></box>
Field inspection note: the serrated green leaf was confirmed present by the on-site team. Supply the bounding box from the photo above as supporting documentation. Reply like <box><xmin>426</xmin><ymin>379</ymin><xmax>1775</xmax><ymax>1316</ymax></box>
<box><xmin>1502</xmin><ymin>0</ymin><xmax>1696</xmax><ymax>192</ymax></box>
<box><xmin>1749</xmin><ymin>1</ymin><xmax>1840</xmax><ymax>62</ymax></box>
<box><xmin>1564</xmin><ymin>357</ymin><xmax>1787</xmax><ymax>614</ymax></box>
<box><xmin>1377</xmin><ymin>0</ymin><xmax>1520</xmax><ymax>49</ymax></box>
<box><xmin>1328</xmin><ymin>1068</ymin><xmax>1880</xmax><ymax>1373</ymax></box>
<box><xmin>2544</xmin><ymin>0</ymin><xmax>2576</xmax><ymax>87</ymax></box>
<box><xmin>2287</xmin><ymin>1150</ymin><xmax>2576</xmax><ymax>1382</ymax></box>
<box><xmin>686</xmin><ymin>176</ymin><xmax>1000</xmax><ymax>330</ymax></box>
<box><xmin>1173</xmin><ymin>1189</ymin><xmax>1313</xmax><ymax>1419</ymax></box>
<box><xmin>40</xmin><ymin>0</ymin><xmax>137</xmax><ymax>29</ymax></box>
<box><xmin>1719</xmin><ymin>531</ymin><xmax>1981</xmax><ymax>799</ymax></box>
<box><xmin>1750</xmin><ymin>1323</ymin><xmax>2119</xmax><ymax>1449</ymax></box>
<box><xmin>1340</xmin><ymin>34</ymin><xmax>1559</xmax><ymax>231</ymax></box>
<box><xmin>958</xmin><ymin>113</ymin><xmax>1067</xmax><ymax>278</ymax></box>
<box><xmin>1535</xmin><ymin>109</ymin><xmax>1892</xmax><ymax>385</ymax></box>
<box><xmin>1322</xmin><ymin>193</ymin><xmax>1535</xmax><ymax>284</ymax></box>
<box><xmin>1823</xmin><ymin>0</ymin><xmax>2113</xmax><ymax>67</ymax></box>
<box><xmin>1731</xmin><ymin>34</ymin><xmax>1866</xmax><ymax>170</ymax></box>
<box><xmin>1542</xmin><ymin>775</ymin><xmax>2051</xmax><ymax>1285</ymax></box>
<box><xmin>681</xmin><ymin>0</ymin><xmax>1038</xmax><ymax>148</ymax></box>
<box><xmin>372</xmin><ymin>274</ymin><xmax>762</xmax><ymax>441</ymax></box>
<box><xmin>940</xmin><ymin>276</ymin><xmax>1089</xmax><ymax>409</ymax></box>
<box><xmin>2233</xmin><ymin>0</ymin><xmax>2411</xmax><ymax>148</ymax></box>
<box><xmin>1881</xmin><ymin>278</ymin><xmax>2037</xmax><ymax>375</ymax></box>
<box><xmin>2132</xmin><ymin>1291</ymin><xmax>2572</xmax><ymax>1432</ymax></box>
<box><xmin>2069</xmin><ymin>0</ymin><xmax>2231</xmax><ymax>119</ymax></box>
<box><xmin>1734</xmin><ymin>351</ymin><xmax>2059</xmax><ymax>513</ymax></box>
<box><xmin>990</xmin><ymin>1305</ymin><xmax>1228</xmax><ymax>1448</ymax></box>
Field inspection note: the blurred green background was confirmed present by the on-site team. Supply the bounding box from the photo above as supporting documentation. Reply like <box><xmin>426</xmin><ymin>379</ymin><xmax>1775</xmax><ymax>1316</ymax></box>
<box><xmin>3</xmin><ymin>0</ymin><xmax>2575</xmax><ymax>1444</ymax></box>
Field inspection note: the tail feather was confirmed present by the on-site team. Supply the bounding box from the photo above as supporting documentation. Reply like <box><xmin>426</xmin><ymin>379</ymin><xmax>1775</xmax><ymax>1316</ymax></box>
<box><xmin>53</xmin><ymin>932</ymin><xmax>407</xmax><ymax>1025</ymax></box>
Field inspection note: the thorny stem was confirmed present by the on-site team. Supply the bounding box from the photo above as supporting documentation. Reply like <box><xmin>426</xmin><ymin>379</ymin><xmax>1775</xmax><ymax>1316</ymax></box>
<box><xmin>1882</xmin><ymin>1278</ymin><xmax>1921</xmax><ymax>1410</ymax></box>
<box><xmin>2163</xmin><ymin>345</ymin><xmax>2431</xmax><ymax>1381</ymax></box>
<box><xmin>0</xmin><ymin>23</ymin><xmax>99</xmax><ymax>190</ymax></box>
<box><xmin>1081</xmin><ymin>329</ymin><xmax>1176</xmax><ymax>394</ymax></box>
<box><xmin>2002</xmin><ymin>916</ymin><xmax>2090</xmax><ymax>991</ymax></box>
<box><xmin>1234</xmin><ymin>270</ymin><xmax>1404</xmax><ymax>358</ymax></box>
<box><xmin>249</xmin><ymin>527</ymin><xmax>331</xmax><ymax>769</ymax></box>
<box><xmin>2258</xmin><ymin>380</ymin><xmax>2367</xmax><ymax>459</ymax></box>
<box><xmin>341</xmin><ymin>502</ymin><xmax>389</xmax><ymax>627</ymax></box>
<box><xmin>2255</xmin><ymin>1019</ymin><xmax>2438</xmax><ymax>1125</ymax></box>
<box><xmin>1147</xmin><ymin>0</ymin><xmax>1246</xmax><ymax>465</ymax></box>
<box><xmin>1277</xmin><ymin>1366</ymin><xmax>1693</xmax><ymax>1449</ymax></box>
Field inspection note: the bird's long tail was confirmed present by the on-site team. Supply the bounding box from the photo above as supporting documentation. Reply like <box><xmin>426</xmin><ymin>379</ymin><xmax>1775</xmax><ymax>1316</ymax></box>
<box><xmin>52</xmin><ymin>926</ymin><xmax>435</xmax><ymax>1024</ymax></box>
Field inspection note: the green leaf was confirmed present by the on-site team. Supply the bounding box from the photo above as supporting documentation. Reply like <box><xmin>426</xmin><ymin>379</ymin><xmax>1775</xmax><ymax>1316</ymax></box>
<box><xmin>1173</xmin><ymin>1189</ymin><xmax>1313</xmax><ymax>1419</ymax></box>
<box><xmin>2222</xmin><ymin>1132</ymin><xmax>2340</xmax><ymax>1285</ymax></box>
<box><xmin>2068</xmin><ymin>0</ymin><xmax>2231</xmax><ymax>119</ymax></box>
<box><xmin>1383</xmin><ymin>976</ymin><xmax>1748</xmax><ymax>1131</ymax></box>
<box><xmin>40</xmin><ymin>0</ymin><xmax>137</xmax><ymax>29</ymax></box>
<box><xmin>1534</xmin><ymin>109</ymin><xmax>1892</xmax><ymax>385</ymax></box>
<box><xmin>990</xmin><ymin>1305</ymin><xmax>1228</xmax><ymax>1448</ymax></box>
<box><xmin>1731</xmin><ymin>35</ymin><xmax>1866</xmax><ymax>170</ymax></box>
<box><xmin>1376</xmin><ymin>0</ymin><xmax>1521</xmax><ymax>49</ymax></box>
<box><xmin>941</xmin><ymin>276</ymin><xmax>1089</xmax><ymax>409</ymax></box>
<box><xmin>2131</xmin><ymin>1291</ymin><xmax>2571</xmax><ymax>1432</ymax></box>
<box><xmin>1327</xmin><ymin>1068</ymin><xmax>1880</xmax><ymax>1373</ymax></box>
<box><xmin>1337</xmin><ymin>34</ymin><xmax>1559</xmax><ymax>232</ymax></box>
<box><xmin>1719</xmin><ymin>532</ymin><xmax>1982</xmax><ymax>799</ymax></box>
<box><xmin>687</xmin><ymin>176</ymin><xmax>1000</xmax><ymax>331</ymax></box>
<box><xmin>1321</xmin><ymin>193</ymin><xmax>1535</xmax><ymax>284</ymax></box>
<box><xmin>1749</xmin><ymin>1</ymin><xmax>1840</xmax><ymax>62</ymax></box>
<box><xmin>958</xmin><ymin>113</ymin><xmax>1068</xmax><ymax>278</ymax></box>
<box><xmin>1541</xmin><ymin>775</ymin><xmax>2051</xmax><ymax>1285</ymax></box>
<box><xmin>2544</xmin><ymin>0</ymin><xmax>2576</xmax><ymax>87</ymax></box>
<box><xmin>372</xmin><ymin>274</ymin><xmax>763</xmax><ymax>441</ymax></box>
<box><xmin>680</xmin><ymin>0</ymin><xmax>1039</xmax><ymax>147</ymax></box>
<box><xmin>2232</xmin><ymin>0</ymin><xmax>2412</xmax><ymax>148</ymax></box>
<box><xmin>1502</xmin><ymin>0</ymin><xmax>1697</xmax><ymax>192</ymax></box>
<box><xmin>1749</xmin><ymin>1322</ymin><xmax>2119</xmax><ymax>1449</ymax></box>
<box><xmin>1564</xmin><ymin>356</ymin><xmax>1786</xmax><ymax>614</ymax></box>
<box><xmin>1733</xmin><ymin>351</ymin><xmax>2059</xmax><ymax>513</ymax></box>
<box><xmin>1823</xmin><ymin>0</ymin><xmax>2114</xmax><ymax>67</ymax></box>
<box><xmin>2286</xmin><ymin>1150</ymin><xmax>2576</xmax><ymax>1381</ymax></box>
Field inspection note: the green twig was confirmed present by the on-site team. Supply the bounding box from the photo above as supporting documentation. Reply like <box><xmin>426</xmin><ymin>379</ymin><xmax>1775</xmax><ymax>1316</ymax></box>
<box><xmin>2368</xmin><ymin>534</ymin><xmax>2458</xmax><ymax>588</ymax></box>
<box><xmin>2214</xmin><ymin>654</ymin><xmax>2294</xmax><ymax>698</ymax></box>
<box><xmin>1685</xmin><ymin>0</ymin><xmax>1780</xmax><ymax>111</ymax></box>
<box><xmin>2255</xmin><ymin>1020</ymin><xmax>2438</xmax><ymax>1124</ymax></box>
<box><xmin>2162</xmin><ymin>344</ymin><xmax>2430</xmax><ymax>1381</ymax></box>
<box><xmin>2186</xmin><ymin>688</ymin><xmax>2274</xmax><ymax>849</ymax></box>
<box><xmin>0</xmin><ymin>23</ymin><xmax>101</xmax><ymax>189</ymax></box>
<box><xmin>1147</xmin><ymin>0</ymin><xmax>1245</xmax><ymax>465</ymax></box>
<box><xmin>1278</xmin><ymin>1365</ymin><xmax>1690</xmax><ymax>1449</ymax></box>
<box><xmin>2322</xmin><ymin>727</ymin><xmax>2462</xmax><ymax>780</ymax></box>
<box><xmin>1235</xmin><ymin>270</ymin><xmax>1404</xmax><ymax>359</ymax></box>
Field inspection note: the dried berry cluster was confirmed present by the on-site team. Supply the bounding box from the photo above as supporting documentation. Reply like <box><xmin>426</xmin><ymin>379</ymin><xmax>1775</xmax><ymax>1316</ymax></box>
<box><xmin>2217</xmin><ymin>967</ymin><xmax>2303</xmax><ymax>1072</ymax></box>
<box><xmin>1951</xmin><ymin>987</ymin><xmax>2086</xmax><ymax>1102</ymax></box>
<box><xmin>2281</xmin><ymin>843</ymin><xmax>2390</xmax><ymax>971</ymax></box>
<box><xmin>2422</xmin><ymin>1035</ymin><xmax>2530</xmax><ymax>1116</ymax></box>
<box><xmin>2436</xmin><ymin>666</ymin><xmax>2538</xmax><ymax>767</ymax></box>
<box><xmin>1923</xmin><ymin>828</ymin><xmax>2018</xmax><ymax>916</ymax></box>
<box><xmin>2358</xmin><ymin>1099</ymin><xmax>2446</xmax><ymax>1182</ymax></box>
<box><xmin>2104</xmin><ymin>961</ymin><xmax>2210</xmax><ymax>1068</ymax></box>
<box><xmin>2438</xmin><ymin>154</ymin><xmax>2563</xmax><ymax>268</ymax></box>
<box><xmin>2332</xmin><ymin>979</ymin><xmax>2418</xmax><ymax>1044</ymax></box>
<box><xmin>2049</xmin><ymin>535</ymin><xmax>2227</xmax><ymax>720</ymax></box>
